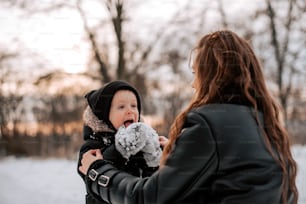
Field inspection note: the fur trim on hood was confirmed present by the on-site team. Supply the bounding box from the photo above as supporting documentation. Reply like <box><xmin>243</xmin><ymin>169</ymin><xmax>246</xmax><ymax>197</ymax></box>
<box><xmin>83</xmin><ymin>106</ymin><xmax>115</xmax><ymax>133</ymax></box>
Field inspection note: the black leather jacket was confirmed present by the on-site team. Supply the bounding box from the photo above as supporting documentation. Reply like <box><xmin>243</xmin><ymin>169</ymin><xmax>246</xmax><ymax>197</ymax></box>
<box><xmin>84</xmin><ymin>104</ymin><xmax>291</xmax><ymax>204</ymax></box>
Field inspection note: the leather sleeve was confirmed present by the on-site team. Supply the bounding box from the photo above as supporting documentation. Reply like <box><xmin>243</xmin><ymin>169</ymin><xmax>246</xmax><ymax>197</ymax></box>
<box><xmin>86</xmin><ymin>111</ymin><xmax>219</xmax><ymax>204</ymax></box>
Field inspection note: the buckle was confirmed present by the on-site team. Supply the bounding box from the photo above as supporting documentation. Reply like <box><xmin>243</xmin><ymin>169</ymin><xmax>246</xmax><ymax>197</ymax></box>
<box><xmin>88</xmin><ymin>169</ymin><xmax>98</xmax><ymax>181</ymax></box>
<box><xmin>98</xmin><ymin>175</ymin><xmax>110</xmax><ymax>187</ymax></box>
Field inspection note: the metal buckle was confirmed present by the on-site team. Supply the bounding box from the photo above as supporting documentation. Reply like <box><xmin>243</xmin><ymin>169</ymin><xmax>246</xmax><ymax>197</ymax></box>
<box><xmin>98</xmin><ymin>175</ymin><xmax>110</xmax><ymax>187</ymax></box>
<box><xmin>88</xmin><ymin>169</ymin><xmax>98</xmax><ymax>181</ymax></box>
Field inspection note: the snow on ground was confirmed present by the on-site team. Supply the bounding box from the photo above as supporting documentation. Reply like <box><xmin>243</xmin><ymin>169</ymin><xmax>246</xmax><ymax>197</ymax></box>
<box><xmin>0</xmin><ymin>145</ymin><xmax>305</xmax><ymax>204</ymax></box>
<box><xmin>0</xmin><ymin>158</ymin><xmax>85</xmax><ymax>204</ymax></box>
<box><xmin>292</xmin><ymin>145</ymin><xmax>306</xmax><ymax>203</ymax></box>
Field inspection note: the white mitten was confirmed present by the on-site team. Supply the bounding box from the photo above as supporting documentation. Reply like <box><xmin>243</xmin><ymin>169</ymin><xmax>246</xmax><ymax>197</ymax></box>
<box><xmin>115</xmin><ymin>122</ymin><xmax>162</xmax><ymax>167</ymax></box>
<box><xmin>141</xmin><ymin>126</ymin><xmax>162</xmax><ymax>167</ymax></box>
<box><xmin>115</xmin><ymin>123</ymin><xmax>147</xmax><ymax>159</ymax></box>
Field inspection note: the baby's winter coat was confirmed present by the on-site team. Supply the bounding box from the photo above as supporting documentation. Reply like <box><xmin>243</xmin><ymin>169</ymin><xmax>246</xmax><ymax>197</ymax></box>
<box><xmin>77</xmin><ymin>106</ymin><xmax>161</xmax><ymax>204</ymax></box>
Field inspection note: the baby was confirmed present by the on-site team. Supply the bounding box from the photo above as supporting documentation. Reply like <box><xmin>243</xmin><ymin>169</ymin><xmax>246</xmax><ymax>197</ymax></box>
<box><xmin>77</xmin><ymin>80</ymin><xmax>162</xmax><ymax>204</ymax></box>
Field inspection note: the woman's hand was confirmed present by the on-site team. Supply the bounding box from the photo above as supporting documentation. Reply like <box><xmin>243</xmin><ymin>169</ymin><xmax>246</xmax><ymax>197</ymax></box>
<box><xmin>159</xmin><ymin>136</ymin><xmax>169</xmax><ymax>147</ymax></box>
<box><xmin>79</xmin><ymin>149</ymin><xmax>103</xmax><ymax>175</ymax></box>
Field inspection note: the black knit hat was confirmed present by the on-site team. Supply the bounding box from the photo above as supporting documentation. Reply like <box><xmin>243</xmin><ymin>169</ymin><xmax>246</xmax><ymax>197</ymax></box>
<box><xmin>85</xmin><ymin>80</ymin><xmax>142</xmax><ymax>128</ymax></box>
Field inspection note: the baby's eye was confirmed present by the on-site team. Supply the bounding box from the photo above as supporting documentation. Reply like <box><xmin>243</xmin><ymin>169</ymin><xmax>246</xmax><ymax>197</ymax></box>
<box><xmin>118</xmin><ymin>105</ymin><xmax>125</xmax><ymax>109</ymax></box>
<box><xmin>131</xmin><ymin>104</ymin><xmax>137</xmax><ymax>108</ymax></box>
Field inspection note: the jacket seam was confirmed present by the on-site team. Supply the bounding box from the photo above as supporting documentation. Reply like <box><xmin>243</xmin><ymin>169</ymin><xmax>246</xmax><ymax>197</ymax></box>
<box><xmin>193</xmin><ymin>110</ymin><xmax>220</xmax><ymax>172</ymax></box>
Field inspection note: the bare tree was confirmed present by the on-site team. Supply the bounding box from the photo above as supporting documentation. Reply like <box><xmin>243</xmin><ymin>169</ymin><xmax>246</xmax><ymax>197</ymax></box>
<box><xmin>264</xmin><ymin>0</ymin><xmax>306</xmax><ymax>124</ymax></box>
<box><xmin>0</xmin><ymin>49</ymin><xmax>19</xmax><ymax>138</ymax></box>
<box><xmin>217</xmin><ymin>0</ymin><xmax>228</xmax><ymax>28</ymax></box>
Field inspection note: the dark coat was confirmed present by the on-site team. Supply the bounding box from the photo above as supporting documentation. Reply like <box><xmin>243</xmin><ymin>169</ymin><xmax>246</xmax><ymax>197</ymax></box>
<box><xmin>84</xmin><ymin>104</ymin><xmax>293</xmax><ymax>204</ymax></box>
<box><xmin>77</xmin><ymin>108</ymin><xmax>158</xmax><ymax>204</ymax></box>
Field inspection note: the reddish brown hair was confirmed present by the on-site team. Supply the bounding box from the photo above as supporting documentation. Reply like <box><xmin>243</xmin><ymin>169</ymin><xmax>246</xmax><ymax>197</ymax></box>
<box><xmin>160</xmin><ymin>30</ymin><xmax>298</xmax><ymax>203</ymax></box>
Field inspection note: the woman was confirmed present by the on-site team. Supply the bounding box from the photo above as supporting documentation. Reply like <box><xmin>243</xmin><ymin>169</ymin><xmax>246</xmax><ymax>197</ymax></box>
<box><xmin>79</xmin><ymin>30</ymin><xmax>298</xmax><ymax>204</ymax></box>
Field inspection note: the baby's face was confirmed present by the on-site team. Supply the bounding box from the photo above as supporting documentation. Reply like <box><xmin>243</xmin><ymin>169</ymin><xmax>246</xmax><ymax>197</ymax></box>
<box><xmin>109</xmin><ymin>90</ymin><xmax>139</xmax><ymax>130</ymax></box>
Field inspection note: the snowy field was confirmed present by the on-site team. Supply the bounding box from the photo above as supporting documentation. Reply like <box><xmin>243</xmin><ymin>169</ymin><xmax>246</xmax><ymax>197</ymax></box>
<box><xmin>0</xmin><ymin>145</ymin><xmax>305</xmax><ymax>204</ymax></box>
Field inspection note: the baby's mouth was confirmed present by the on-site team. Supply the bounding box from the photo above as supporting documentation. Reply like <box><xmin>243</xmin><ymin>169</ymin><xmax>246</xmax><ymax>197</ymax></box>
<box><xmin>124</xmin><ymin>119</ymin><xmax>134</xmax><ymax>128</ymax></box>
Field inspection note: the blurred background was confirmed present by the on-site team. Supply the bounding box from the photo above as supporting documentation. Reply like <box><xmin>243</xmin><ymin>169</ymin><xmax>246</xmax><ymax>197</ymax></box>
<box><xmin>0</xmin><ymin>0</ymin><xmax>305</xmax><ymax>203</ymax></box>
<box><xmin>1</xmin><ymin>0</ymin><xmax>305</xmax><ymax>159</ymax></box>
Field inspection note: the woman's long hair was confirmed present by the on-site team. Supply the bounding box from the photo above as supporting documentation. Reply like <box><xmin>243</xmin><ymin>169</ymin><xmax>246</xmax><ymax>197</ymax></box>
<box><xmin>160</xmin><ymin>30</ymin><xmax>298</xmax><ymax>203</ymax></box>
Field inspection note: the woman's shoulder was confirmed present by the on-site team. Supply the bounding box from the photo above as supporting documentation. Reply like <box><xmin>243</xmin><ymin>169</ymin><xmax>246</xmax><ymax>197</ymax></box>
<box><xmin>194</xmin><ymin>103</ymin><xmax>254</xmax><ymax>112</ymax></box>
<box><xmin>191</xmin><ymin>104</ymin><xmax>256</xmax><ymax>118</ymax></box>
<box><xmin>188</xmin><ymin>103</ymin><xmax>261</xmax><ymax>128</ymax></box>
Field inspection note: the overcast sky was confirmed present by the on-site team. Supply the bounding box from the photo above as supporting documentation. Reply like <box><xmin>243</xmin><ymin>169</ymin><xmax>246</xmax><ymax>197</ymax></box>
<box><xmin>0</xmin><ymin>0</ymin><xmax>263</xmax><ymax>74</ymax></box>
